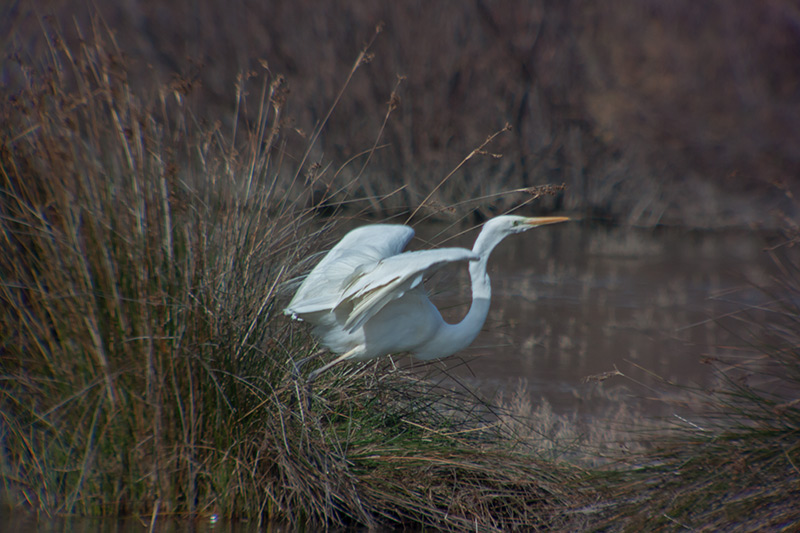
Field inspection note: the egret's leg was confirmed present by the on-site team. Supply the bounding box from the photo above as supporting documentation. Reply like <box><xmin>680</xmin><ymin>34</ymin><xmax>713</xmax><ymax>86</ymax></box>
<box><xmin>307</xmin><ymin>347</ymin><xmax>360</xmax><ymax>382</ymax></box>
<box><xmin>291</xmin><ymin>349</ymin><xmax>326</xmax><ymax>377</ymax></box>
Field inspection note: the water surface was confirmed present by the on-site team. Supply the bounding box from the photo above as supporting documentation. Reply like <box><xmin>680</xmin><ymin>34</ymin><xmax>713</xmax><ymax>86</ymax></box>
<box><xmin>414</xmin><ymin>223</ymin><xmax>776</xmax><ymax>415</ymax></box>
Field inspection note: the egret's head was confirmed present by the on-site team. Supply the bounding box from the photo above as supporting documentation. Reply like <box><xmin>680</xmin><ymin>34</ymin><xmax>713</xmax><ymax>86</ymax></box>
<box><xmin>484</xmin><ymin>214</ymin><xmax>570</xmax><ymax>236</ymax></box>
<box><xmin>472</xmin><ymin>214</ymin><xmax>569</xmax><ymax>256</ymax></box>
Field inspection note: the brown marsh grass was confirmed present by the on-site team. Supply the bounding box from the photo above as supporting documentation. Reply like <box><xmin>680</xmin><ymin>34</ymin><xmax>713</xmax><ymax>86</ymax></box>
<box><xmin>2</xmin><ymin>14</ymin><xmax>799</xmax><ymax>533</ymax></box>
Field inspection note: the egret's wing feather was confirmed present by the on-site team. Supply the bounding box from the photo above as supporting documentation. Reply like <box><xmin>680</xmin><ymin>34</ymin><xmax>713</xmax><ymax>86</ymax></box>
<box><xmin>326</xmin><ymin>224</ymin><xmax>415</xmax><ymax>259</ymax></box>
<box><xmin>336</xmin><ymin>247</ymin><xmax>479</xmax><ymax>332</ymax></box>
<box><xmin>284</xmin><ymin>225</ymin><xmax>414</xmax><ymax>317</ymax></box>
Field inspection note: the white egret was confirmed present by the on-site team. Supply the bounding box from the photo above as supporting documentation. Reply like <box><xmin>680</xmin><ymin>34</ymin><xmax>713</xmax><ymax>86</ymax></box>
<box><xmin>284</xmin><ymin>215</ymin><xmax>569</xmax><ymax>380</ymax></box>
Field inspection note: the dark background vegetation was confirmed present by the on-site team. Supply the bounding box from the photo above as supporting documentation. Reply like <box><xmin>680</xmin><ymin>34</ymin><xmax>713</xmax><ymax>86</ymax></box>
<box><xmin>4</xmin><ymin>0</ymin><xmax>799</xmax><ymax>227</ymax></box>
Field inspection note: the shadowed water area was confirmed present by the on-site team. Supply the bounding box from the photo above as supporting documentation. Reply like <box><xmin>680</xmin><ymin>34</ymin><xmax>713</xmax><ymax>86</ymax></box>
<box><xmin>413</xmin><ymin>223</ymin><xmax>777</xmax><ymax>416</ymax></box>
<box><xmin>0</xmin><ymin>510</ymin><xmax>284</xmax><ymax>533</ymax></box>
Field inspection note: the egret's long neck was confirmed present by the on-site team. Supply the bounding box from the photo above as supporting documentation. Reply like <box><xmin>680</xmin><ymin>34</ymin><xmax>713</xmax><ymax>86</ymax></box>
<box><xmin>414</xmin><ymin>228</ymin><xmax>504</xmax><ymax>360</ymax></box>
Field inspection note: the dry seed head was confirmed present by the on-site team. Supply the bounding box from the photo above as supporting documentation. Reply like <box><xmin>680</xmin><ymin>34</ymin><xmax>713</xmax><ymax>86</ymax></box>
<box><xmin>582</xmin><ymin>368</ymin><xmax>623</xmax><ymax>384</ymax></box>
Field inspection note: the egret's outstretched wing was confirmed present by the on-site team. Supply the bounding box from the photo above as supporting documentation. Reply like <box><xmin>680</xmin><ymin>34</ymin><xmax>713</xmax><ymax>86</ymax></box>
<box><xmin>335</xmin><ymin>247</ymin><xmax>479</xmax><ymax>332</ymax></box>
<box><xmin>284</xmin><ymin>224</ymin><xmax>415</xmax><ymax>317</ymax></box>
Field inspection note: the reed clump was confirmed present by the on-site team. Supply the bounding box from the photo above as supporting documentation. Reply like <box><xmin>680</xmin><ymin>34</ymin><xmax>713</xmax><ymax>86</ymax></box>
<box><xmin>0</xmin><ymin>23</ymin><xmax>581</xmax><ymax>530</ymax></box>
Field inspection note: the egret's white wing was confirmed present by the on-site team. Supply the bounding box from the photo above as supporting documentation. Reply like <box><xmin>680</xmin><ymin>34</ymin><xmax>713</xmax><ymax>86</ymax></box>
<box><xmin>326</xmin><ymin>224</ymin><xmax>415</xmax><ymax>259</ymax></box>
<box><xmin>335</xmin><ymin>247</ymin><xmax>479</xmax><ymax>332</ymax></box>
<box><xmin>284</xmin><ymin>225</ymin><xmax>415</xmax><ymax>317</ymax></box>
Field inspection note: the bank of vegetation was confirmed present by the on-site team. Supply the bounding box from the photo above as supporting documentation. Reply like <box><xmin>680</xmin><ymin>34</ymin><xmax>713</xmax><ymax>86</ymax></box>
<box><xmin>1</xmin><ymin>22</ymin><xmax>798</xmax><ymax>531</ymax></box>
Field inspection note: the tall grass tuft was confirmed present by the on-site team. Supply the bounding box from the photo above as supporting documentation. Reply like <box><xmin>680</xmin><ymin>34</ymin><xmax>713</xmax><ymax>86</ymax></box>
<box><xmin>0</xmin><ymin>22</ymin><xmax>582</xmax><ymax>530</ymax></box>
<box><xmin>0</xmin><ymin>20</ymin><xmax>304</xmax><ymax>518</ymax></box>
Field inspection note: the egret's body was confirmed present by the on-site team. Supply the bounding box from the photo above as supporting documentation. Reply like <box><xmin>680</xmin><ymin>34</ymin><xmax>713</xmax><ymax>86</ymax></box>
<box><xmin>284</xmin><ymin>215</ymin><xmax>568</xmax><ymax>379</ymax></box>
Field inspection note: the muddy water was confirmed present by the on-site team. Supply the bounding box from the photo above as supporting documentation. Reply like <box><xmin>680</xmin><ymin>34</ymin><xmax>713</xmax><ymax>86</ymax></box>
<box><xmin>416</xmin><ymin>223</ymin><xmax>776</xmax><ymax>415</ymax></box>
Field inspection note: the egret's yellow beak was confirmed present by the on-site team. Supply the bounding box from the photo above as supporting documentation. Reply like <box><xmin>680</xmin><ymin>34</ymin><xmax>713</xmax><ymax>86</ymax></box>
<box><xmin>523</xmin><ymin>216</ymin><xmax>570</xmax><ymax>227</ymax></box>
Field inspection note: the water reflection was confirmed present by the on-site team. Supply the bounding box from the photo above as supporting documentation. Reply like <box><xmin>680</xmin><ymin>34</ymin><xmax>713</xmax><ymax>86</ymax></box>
<box><xmin>0</xmin><ymin>509</ymin><xmax>287</xmax><ymax>533</ymax></box>
<box><xmin>418</xmin><ymin>223</ymin><xmax>775</xmax><ymax>414</ymax></box>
